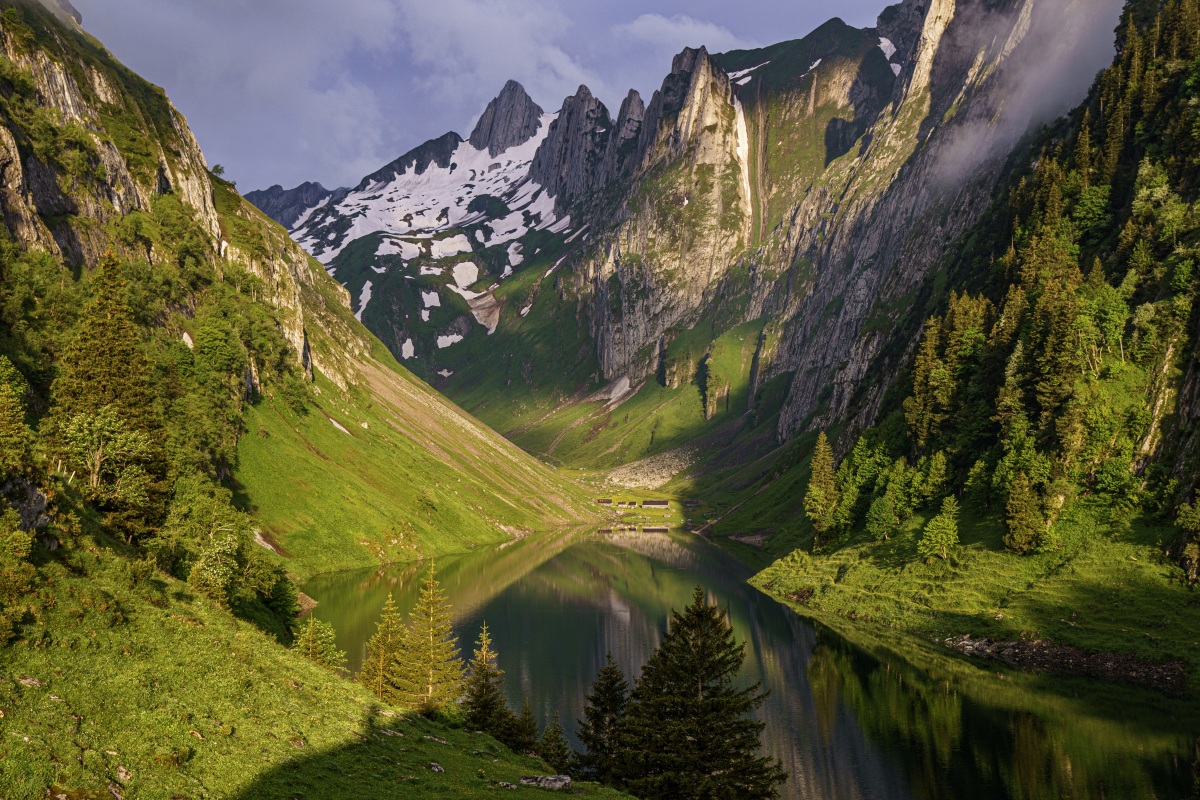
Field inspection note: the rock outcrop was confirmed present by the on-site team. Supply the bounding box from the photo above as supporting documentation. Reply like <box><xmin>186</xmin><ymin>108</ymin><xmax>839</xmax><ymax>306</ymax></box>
<box><xmin>244</xmin><ymin>181</ymin><xmax>347</xmax><ymax>229</ymax></box>
<box><xmin>468</xmin><ymin>79</ymin><xmax>544</xmax><ymax>157</ymax></box>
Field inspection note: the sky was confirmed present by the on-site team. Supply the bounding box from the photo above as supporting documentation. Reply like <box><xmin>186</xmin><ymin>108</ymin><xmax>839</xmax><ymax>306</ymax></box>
<box><xmin>69</xmin><ymin>0</ymin><xmax>886</xmax><ymax>192</ymax></box>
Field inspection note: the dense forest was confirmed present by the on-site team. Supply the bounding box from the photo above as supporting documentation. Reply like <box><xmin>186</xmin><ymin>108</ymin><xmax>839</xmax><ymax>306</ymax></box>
<box><xmin>802</xmin><ymin>0</ymin><xmax>1200</xmax><ymax>583</ymax></box>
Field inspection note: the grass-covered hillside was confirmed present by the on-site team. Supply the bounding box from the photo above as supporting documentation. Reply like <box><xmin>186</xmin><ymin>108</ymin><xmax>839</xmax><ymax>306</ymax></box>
<box><xmin>0</xmin><ymin>2</ymin><xmax>605</xmax><ymax>795</ymax></box>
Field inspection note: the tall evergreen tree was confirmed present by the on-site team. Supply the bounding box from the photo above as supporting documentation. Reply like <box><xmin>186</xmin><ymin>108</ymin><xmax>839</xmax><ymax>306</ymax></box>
<box><xmin>918</xmin><ymin>495</ymin><xmax>960</xmax><ymax>561</ymax></box>
<box><xmin>804</xmin><ymin>432</ymin><xmax>839</xmax><ymax>548</ymax></box>
<box><xmin>292</xmin><ymin>615</ymin><xmax>346</xmax><ymax>673</ymax></box>
<box><xmin>1005</xmin><ymin>472</ymin><xmax>1044</xmax><ymax>554</ymax></box>
<box><xmin>360</xmin><ymin>593</ymin><xmax>406</xmax><ymax>702</ymax></box>
<box><xmin>576</xmin><ymin>652</ymin><xmax>629</xmax><ymax>783</ymax></box>
<box><xmin>537</xmin><ymin>710</ymin><xmax>574</xmax><ymax>774</ymax></box>
<box><xmin>463</xmin><ymin>622</ymin><xmax>509</xmax><ymax>734</ymax></box>
<box><xmin>391</xmin><ymin>562</ymin><xmax>463</xmax><ymax>711</ymax></box>
<box><xmin>502</xmin><ymin>700</ymin><xmax>539</xmax><ymax>755</ymax></box>
<box><xmin>617</xmin><ymin>587</ymin><xmax>787</xmax><ymax>800</ymax></box>
<box><xmin>47</xmin><ymin>251</ymin><xmax>166</xmax><ymax>539</ymax></box>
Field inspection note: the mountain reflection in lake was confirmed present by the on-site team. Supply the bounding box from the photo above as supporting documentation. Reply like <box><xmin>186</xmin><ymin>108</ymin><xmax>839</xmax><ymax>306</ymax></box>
<box><xmin>303</xmin><ymin>529</ymin><xmax>1198</xmax><ymax>800</ymax></box>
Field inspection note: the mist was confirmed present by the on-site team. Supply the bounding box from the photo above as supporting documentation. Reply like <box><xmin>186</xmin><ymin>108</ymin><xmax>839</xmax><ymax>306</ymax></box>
<box><xmin>932</xmin><ymin>0</ymin><xmax>1125</xmax><ymax>185</ymax></box>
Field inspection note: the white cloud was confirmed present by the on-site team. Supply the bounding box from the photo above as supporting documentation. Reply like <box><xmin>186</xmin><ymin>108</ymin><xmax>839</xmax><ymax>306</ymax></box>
<box><xmin>613</xmin><ymin>13</ymin><xmax>756</xmax><ymax>55</ymax></box>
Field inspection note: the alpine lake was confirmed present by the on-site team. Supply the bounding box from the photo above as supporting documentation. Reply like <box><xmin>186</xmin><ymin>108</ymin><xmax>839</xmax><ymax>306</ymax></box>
<box><xmin>303</xmin><ymin>527</ymin><xmax>1200</xmax><ymax>799</ymax></box>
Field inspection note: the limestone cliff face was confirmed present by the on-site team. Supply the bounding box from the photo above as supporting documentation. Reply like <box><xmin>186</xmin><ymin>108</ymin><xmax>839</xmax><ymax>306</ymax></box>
<box><xmin>572</xmin><ymin>46</ymin><xmax>755</xmax><ymax>380</ymax></box>
<box><xmin>0</xmin><ymin>1</ymin><xmax>368</xmax><ymax>389</ymax></box>
<box><xmin>766</xmin><ymin>0</ymin><xmax>1113</xmax><ymax>445</ymax></box>
<box><xmin>468</xmin><ymin>79</ymin><xmax>544</xmax><ymax>157</ymax></box>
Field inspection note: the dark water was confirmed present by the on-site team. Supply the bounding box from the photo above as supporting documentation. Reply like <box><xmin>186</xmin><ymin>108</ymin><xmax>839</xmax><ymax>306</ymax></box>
<box><xmin>303</xmin><ymin>529</ymin><xmax>1199</xmax><ymax>799</ymax></box>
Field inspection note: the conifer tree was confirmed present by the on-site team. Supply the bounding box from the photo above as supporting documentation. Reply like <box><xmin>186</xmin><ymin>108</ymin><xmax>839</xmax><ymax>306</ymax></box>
<box><xmin>463</xmin><ymin>622</ymin><xmax>509</xmax><ymax>733</ymax></box>
<box><xmin>576</xmin><ymin>652</ymin><xmax>629</xmax><ymax>783</ymax></box>
<box><xmin>918</xmin><ymin>495</ymin><xmax>960</xmax><ymax>561</ymax></box>
<box><xmin>804</xmin><ymin>432</ymin><xmax>839</xmax><ymax>548</ymax></box>
<box><xmin>1005</xmin><ymin>472</ymin><xmax>1043</xmax><ymax>554</ymax></box>
<box><xmin>865</xmin><ymin>490</ymin><xmax>900</xmax><ymax>541</ymax></box>
<box><xmin>537</xmin><ymin>710</ymin><xmax>574</xmax><ymax>774</ymax></box>
<box><xmin>48</xmin><ymin>251</ymin><xmax>166</xmax><ymax>539</ymax></box>
<box><xmin>360</xmin><ymin>593</ymin><xmax>406</xmax><ymax>702</ymax></box>
<box><xmin>292</xmin><ymin>615</ymin><xmax>346</xmax><ymax>673</ymax></box>
<box><xmin>617</xmin><ymin>587</ymin><xmax>786</xmax><ymax>800</ymax></box>
<box><xmin>502</xmin><ymin>700</ymin><xmax>538</xmax><ymax>755</ymax></box>
<box><xmin>391</xmin><ymin>562</ymin><xmax>463</xmax><ymax>711</ymax></box>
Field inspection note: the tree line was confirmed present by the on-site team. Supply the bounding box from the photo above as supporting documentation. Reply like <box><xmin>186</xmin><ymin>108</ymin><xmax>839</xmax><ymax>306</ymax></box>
<box><xmin>801</xmin><ymin>0</ymin><xmax>1200</xmax><ymax>579</ymax></box>
<box><xmin>313</xmin><ymin>568</ymin><xmax>787</xmax><ymax>799</ymax></box>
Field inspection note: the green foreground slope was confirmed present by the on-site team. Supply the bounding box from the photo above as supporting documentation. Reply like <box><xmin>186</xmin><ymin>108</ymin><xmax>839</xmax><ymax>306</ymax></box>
<box><xmin>0</xmin><ymin>538</ymin><xmax>623</xmax><ymax>799</ymax></box>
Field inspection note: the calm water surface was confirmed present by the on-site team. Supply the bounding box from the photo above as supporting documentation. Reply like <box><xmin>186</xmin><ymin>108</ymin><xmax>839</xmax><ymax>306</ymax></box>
<box><xmin>303</xmin><ymin>529</ymin><xmax>1198</xmax><ymax>799</ymax></box>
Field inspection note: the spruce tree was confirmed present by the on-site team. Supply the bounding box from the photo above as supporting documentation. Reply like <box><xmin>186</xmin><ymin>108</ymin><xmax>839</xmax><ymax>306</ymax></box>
<box><xmin>917</xmin><ymin>495</ymin><xmax>959</xmax><ymax>561</ymax></box>
<box><xmin>391</xmin><ymin>562</ymin><xmax>463</xmax><ymax>711</ymax></box>
<box><xmin>617</xmin><ymin>587</ymin><xmax>787</xmax><ymax>800</ymax></box>
<box><xmin>576</xmin><ymin>653</ymin><xmax>629</xmax><ymax>783</ymax></box>
<box><xmin>865</xmin><ymin>490</ymin><xmax>900</xmax><ymax>541</ymax></box>
<box><xmin>292</xmin><ymin>615</ymin><xmax>346</xmax><ymax>673</ymax></box>
<box><xmin>463</xmin><ymin>622</ymin><xmax>510</xmax><ymax>734</ymax></box>
<box><xmin>0</xmin><ymin>380</ymin><xmax>31</xmax><ymax>481</ymax></box>
<box><xmin>804</xmin><ymin>432</ymin><xmax>839</xmax><ymax>548</ymax></box>
<box><xmin>360</xmin><ymin>593</ymin><xmax>406</xmax><ymax>702</ymax></box>
<box><xmin>1005</xmin><ymin>472</ymin><xmax>1043</xmax><ymax>554</ymax></box>
<box><xmin>48</xmin><ymin>251</ymin><xmax>166</xmax><ymax>539</ymax></box>
<box><xmin>537</xmin><ymin>710</ymin><xmax>574</xmax><ymax>774</ymax></box>
<box><xmin>502</xmin><ymin>700</ymin><xmax>538</xmax><ymax>755</ymax></box>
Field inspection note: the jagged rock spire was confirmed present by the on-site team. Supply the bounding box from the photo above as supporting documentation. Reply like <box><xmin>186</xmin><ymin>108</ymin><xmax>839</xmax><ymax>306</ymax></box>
<box><xmin>469</xmin><ymin>80</ymin><xmax>545</xmax><ymax>156</ymax></box>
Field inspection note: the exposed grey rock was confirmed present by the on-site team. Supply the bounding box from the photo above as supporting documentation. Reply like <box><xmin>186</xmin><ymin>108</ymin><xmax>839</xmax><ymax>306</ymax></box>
<box><xmin>528</xmin><ymin>85</ymin><xmax>614</xmax><ymax>211</ymax></box>
<box><xmin>519</xmin><ymin>775</ymin><xmax>571</xmax><ymax>790</ymax></box>
<box><xmin>244</xmin><ymin>182</ymin><xmax>348</xmax><ymax>229</ymax></box>
<box><xmin>357</xmin><ymin>131</ymin><xmax>463</xmax><ymax>190</ymax></box>
<box><xmin>468</xmin><ymin>80</ymin><xmax>544</xmax><ymax>157</ymax></box>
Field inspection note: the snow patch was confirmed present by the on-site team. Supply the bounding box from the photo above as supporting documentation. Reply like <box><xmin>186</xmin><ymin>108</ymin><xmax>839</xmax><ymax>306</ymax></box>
<box><xmin>728</xmin><ymin>61</ymin><xmax>770</xmax><ymax>80</ymax></box>
<box><xmin>879</xmin><ymin>37</ymin><xmax>897</xmax><ymax>59</ymax></box>
<box><xmin>565</xmin><ymin>225</ymin><xmax>588</xmax><ymax>244</ymax></box>
<box><xmin>452</xmin><ymin>261</ymin><xmax>480</xmax><ymax>289</ymax></box>
<box><xmin>734</xmin><ymin>98</ymin><xmax>753</xmax><ymax>217</ymax></box>
<box><xmin>370</xmin><ymin>264</ymin><xmax>387</xmax><ymax>274</ymax></box>
<box><xmin>891</xmin><ymin>63</ymin><xmax>902</xmax><ymax>76</ymax></box>
<box><xmin>421</xmin><ymin>309</ymin><xmax>431</xmax><ymax>322</ymax></box>
<box><xmin>437</xmin><ymin>369</ymin><xmax>454</xmax><ymax>378</ymax></box>
<box><xmin>543</xmin><ymin>257</ymin><xmax>566</xmax><ymax>279</ymax></box>
<box><xmin>431</xmin><ymin>234</ymin><xmax>472</xmax><ymax>259</ymax></box>
<box><xmin>377</xmin><ymin>238</ymin><xmax>421</xmax><ymax>259</ymax></box>
<box><xmin>519</xmin><ymin>304</ymin><xmax>532</xmax><ymax>317</ymax></box>
<box><xmin>420</xmin><ymin>265</ymin><xmax>443</xmax><ymax>276</ymax></box>
<box><xmin>735</xmin><ymin>76</ymin><xmax>753</xmax><ymax>86</ymax></box>
<box><xmin>507</xmin><ymin>241</ymin><xmax>524</xmax><ymax>268</ymax></box>
<box><xmin>437</xmin><ymin>334</ymin><xmax>464</xmax><ymax>348</ymax></box>
<box><xmin>421</xmin><ymin>290</ymin><xmax>441</xmax><ymax>308</ymax></box>
<box><xmin>355</xmin><ymin>281</ymin><xmax>373</xmax><ymax>321</ymax></box>
<box><xmin>330</xmin><ymin>417</ymin><xmax>351</xmax><ymax>434</ymax></box>
<box><xmin>547</xmin><ymin>215</ymin><xmax>572</xmax><ymax>234</ymax></box>
<box><xmin>401</xmin><ymin>338</ymin><xmax>415</xmax><ymax>359</ymax></box>
<box><xmin>807</xmin><ymin>59</ymin><xmax>822</xmax><ymax>73</ymax></box>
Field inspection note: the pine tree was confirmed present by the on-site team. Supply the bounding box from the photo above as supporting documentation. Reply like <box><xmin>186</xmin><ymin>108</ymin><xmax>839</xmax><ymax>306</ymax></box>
<box><xmin>804</xmin><ymin>432</ymin><xmax>839</xmax><ymax>548</ymax></box>
<box><xmin>47</xmin><ymin>251</ymin><xmax>166</xmax><ymax>539</ymax></box>
<box><xmin>463</xmin><ymin>622</ymin><xmax>509</xmax><ymax>734</ymax></box>
<box><xmin>865</xmin><ymin>490</ymin><xmax>900</xmax><ymax>541</ymax></box>
<box><xmin>391</xmin><ymin>562</ymin><xmax>463</xmax><ymax>711</ymax></box>
<box><xmin>917</xmin><ymin>495</ymin><xmax>960</xmax><ymax>561</ymax></box>
<box><xmin>502</xmin><ymin>700</ymin><xmax>538</xmax><ymax>755</ymax></box>
<box><xmin>537</xmin><ymin>710</ymin><xmax>574</xmax><ymax>775</ymax></box>
<box><xmin>617</xmin><ymin>587</ymin><xmax>787</xmax><ymax>800</ymax></box>
<box><xmin>576</xmin><ymin>652</ymin><xmax>629</xmax><ymax>783</ymax></box>
<box><xmin>360</xmin><ymin>593</ymin><xmax>406</xmax><ymax>702</ymax></box>
<box><xmin>292</xmin><ymin>615</ymin><xmax>346</xmax><ymax>673</ymax></box>
<box><xmin>1005</xmin><ymin>472</ymin><xmax>1043</xmax><ymax>554</ymax></box>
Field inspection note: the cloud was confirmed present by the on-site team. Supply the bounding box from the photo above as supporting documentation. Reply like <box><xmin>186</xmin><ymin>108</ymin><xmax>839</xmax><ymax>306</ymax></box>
<box><xmin>614</xmin><ymin>13</ymin><xmax>757</xmax><ymax>56</ymax></box>
<box><xmin>389</xmin><ymin>0</ymin><xmax>608</xmax><ymax>119</ymax></box>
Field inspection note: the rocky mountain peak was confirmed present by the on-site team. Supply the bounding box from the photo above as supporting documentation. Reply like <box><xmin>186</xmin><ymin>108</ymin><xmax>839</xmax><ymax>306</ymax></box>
<box><xmin>468</xmin><ymin>79</ymin><xmax>545</xmax><ymax>157</ymax></box>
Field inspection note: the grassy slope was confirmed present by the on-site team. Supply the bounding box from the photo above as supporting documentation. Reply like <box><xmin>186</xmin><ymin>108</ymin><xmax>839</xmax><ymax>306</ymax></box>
<box><xmin>0</xmin><ymin>545</ymin><xmax>624</xmax><ymax>799</ymax></box>
<box><xmin>209</xmin><ymin>182</ymin><xmax>596</xmax><ymax>579</ymax></box>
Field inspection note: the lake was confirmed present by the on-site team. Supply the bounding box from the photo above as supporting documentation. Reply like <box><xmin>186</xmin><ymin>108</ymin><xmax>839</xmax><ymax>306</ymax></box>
<box><xmin>303</xmin><ymin>529</ymin><xmax>1198</xmax><ymax>799</ymax></box>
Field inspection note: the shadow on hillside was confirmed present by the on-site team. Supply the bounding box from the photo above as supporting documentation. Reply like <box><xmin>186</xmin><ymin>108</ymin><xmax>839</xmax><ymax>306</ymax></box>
<box><xmin>231</xmin><ymin>708</ymin><xmax>523</xmax><ymax>800</ymax></box>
